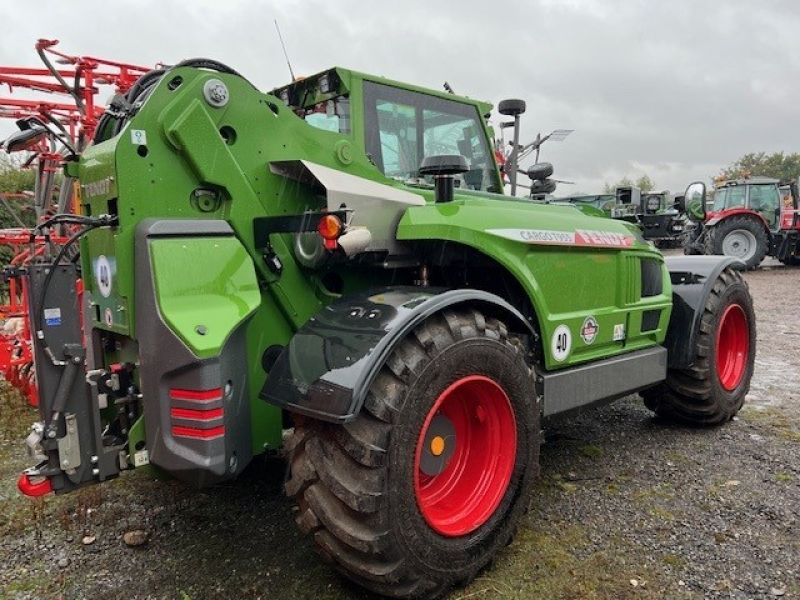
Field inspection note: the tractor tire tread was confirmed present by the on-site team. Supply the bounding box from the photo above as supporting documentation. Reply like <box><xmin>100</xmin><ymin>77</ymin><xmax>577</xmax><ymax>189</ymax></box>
<box><xmin>642</xmin><ymin>267</ymin><xmax>753</xmax><ymax>425</ymax></box>
<box><xmin>285</xmin><ymin>309</ymin><xmax>532</xmax><ymax>599</ymax></box>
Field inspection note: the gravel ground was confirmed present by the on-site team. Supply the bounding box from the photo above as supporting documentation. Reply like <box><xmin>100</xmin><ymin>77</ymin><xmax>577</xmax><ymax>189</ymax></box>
<box><xmin>1</xmin><ymin>254</ymin><xmax>798</xmax><ymax>600</ymax></box>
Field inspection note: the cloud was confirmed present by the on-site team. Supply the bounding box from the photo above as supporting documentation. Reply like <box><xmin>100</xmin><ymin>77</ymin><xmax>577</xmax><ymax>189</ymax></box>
<box><xmin>2</xmin><ymin>0</ymin><xmax>798</xmax><ymax>194</ymax></box>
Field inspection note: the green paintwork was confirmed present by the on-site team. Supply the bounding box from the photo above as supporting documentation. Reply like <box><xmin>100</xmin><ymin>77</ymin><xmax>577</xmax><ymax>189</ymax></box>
<box><xmin>77</xmin><ymin>63</ymin><xmax>673</xmax><ymax>465</ymax></box>
<box><xmin>149</xmin><ymin>236</ymin><xmax>260</xmax><ymax>358</ymax></box>
<box><xmin>396</xmin><ymin>196</ymin><xmax>671</xmax><ymax>370</ymax></box>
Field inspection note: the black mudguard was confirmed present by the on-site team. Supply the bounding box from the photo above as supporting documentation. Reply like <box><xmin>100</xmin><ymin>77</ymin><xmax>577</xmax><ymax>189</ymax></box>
<box><xmin>663</xmin><ymin>255</ymin><xmax>738</xmax><ymax>369</ymax></box>
<box><xmin>260</xmin><ymin>287</ymin><xmax>535</xmax><ymax>423</ymax></box>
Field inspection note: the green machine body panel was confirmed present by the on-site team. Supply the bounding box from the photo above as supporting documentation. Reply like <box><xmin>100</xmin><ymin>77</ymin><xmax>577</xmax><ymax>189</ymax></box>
<box><xmin>71</xmin><ymin>61</ymin><xmax>675</xmax><ymax>482</ymax></box>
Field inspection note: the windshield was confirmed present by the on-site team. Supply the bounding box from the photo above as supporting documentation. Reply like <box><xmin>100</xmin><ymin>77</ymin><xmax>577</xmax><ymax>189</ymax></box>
<box><xmin>363</xmin><ymin>81</ymin><xmax>498</xmax><ymax>192</ymax></box>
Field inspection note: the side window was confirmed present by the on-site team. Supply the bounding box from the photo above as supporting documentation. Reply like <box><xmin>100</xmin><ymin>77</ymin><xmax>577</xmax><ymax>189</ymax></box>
<box><xmin>749</xmin><ymin>185</ymin><xmax>779</xmax><ymax>226</ymax></box>
<box><xmin>305</xmin><ymin>112</ymin><xmax>341</xmax><ymax>133</ymax></box>
<box><xmin>725</xmin><ymin>186</ymin><xmax>746</xmax><ymax>209</ymax></box>
<box><xmin>303</xmin><ymin>98</ymin><xmax>351</xmax><ymax>134</ymax></box>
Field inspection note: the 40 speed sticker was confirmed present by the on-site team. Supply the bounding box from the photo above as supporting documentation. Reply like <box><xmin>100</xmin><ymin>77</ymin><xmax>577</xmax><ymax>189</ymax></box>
<box><xmin>551</xmin><ymin>324</ymin><xmax>572</xmax><ymax>362</ymax></box>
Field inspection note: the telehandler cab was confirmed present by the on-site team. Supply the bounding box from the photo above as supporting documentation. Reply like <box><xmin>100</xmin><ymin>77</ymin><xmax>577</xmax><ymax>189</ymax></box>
<box><xmin>16</xmin><ymin>61</ymin><xmax>755</xmax><ymax>598</ymax></box>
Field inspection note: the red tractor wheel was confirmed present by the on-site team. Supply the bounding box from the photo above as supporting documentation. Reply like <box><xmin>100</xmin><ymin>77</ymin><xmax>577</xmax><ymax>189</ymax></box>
<box><xmin>286</xmin><ymin>309</ymin><xmax>539</xmax><ymax>599</ymax></box>
<box><xmin>643</xmin><ymin>267</ymin><xmax>755</xmax><ymax>424</ymax></box>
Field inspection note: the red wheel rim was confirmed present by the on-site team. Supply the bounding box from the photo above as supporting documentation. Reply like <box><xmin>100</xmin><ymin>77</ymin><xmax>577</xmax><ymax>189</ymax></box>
<box><xmin>413</xmin><ymin>375</ymin><xmax>517</xmax><ymax>537</ymax></box>
<box><xmin>716</xmin><ymin>303</ymin><xmax>749</xmax><ymax>391</ymax></box>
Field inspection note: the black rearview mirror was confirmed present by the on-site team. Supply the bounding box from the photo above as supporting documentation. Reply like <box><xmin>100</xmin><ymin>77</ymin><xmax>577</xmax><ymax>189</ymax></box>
<box><xmin>684</xmin><ymin>181</ymin><xmax>706</xmax><ymax>222</ymax></box>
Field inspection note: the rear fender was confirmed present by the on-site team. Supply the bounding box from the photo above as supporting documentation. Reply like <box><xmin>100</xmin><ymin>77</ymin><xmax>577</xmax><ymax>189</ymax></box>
<box><xmin>663</xmin><ymin>255</ymin><xmax>738</xmax><ymax>369</ymax></box>
<box><xmin>706</xmin><ymin>209</ymin><xmax>769</xmax><ymax>230</ymax></box>
<box><xmin>260</xmin><ymin>287</ymin><xmax>535</xmax><ymax>423</ymax></box>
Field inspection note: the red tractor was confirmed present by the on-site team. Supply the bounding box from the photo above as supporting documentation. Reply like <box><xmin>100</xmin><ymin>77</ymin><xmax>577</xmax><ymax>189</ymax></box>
<box><xmin>683</xmin><ymin>177</ymin><xmax>800</xmax><ymax>269</ymax></box>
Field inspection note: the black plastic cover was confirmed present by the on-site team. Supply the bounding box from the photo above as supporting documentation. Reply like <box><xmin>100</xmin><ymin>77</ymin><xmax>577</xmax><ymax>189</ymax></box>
<box><xmin>261</xmin><ymin>287</ymin><xmax>534</xmax><ymax>423</ymax></box>
<box><xmin>663</xmin><ymin>255</ymin><xmax>737</xmax><ymax>369</ymax></box>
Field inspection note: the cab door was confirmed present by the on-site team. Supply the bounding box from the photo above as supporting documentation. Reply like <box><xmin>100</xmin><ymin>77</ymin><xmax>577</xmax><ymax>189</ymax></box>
<box><xmin>748</xmin><ymin>184</ymin><xmax>781</xmax><ymax>230</ymax></box>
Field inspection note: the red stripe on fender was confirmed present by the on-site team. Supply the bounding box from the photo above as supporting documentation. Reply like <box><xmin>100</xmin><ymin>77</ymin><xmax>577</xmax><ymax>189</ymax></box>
<box><xmin>172</xmin><ymin>425</ymin><xmax>225</xmax><ymax>440</ymax></box>
<box><xmin>169</xmin><ymin>388</ymin><xmax>223</xmax><ymax>402</ymax></box>
<box><xmin>170</xmin><ymin>407</ymin><xmax>224</xmax><ymax>421</ymax></box>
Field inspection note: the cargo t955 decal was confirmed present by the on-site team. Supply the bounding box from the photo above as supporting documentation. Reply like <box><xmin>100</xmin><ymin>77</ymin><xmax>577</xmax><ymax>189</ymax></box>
<box><xmin>488</xmin><ymin>228</ymin><xmax>636</xmax><ymax>248</ymax></box>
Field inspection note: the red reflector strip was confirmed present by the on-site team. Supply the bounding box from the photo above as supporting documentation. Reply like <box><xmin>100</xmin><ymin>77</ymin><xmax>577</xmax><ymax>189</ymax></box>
<box><xmin>172</xmin><ymin>425</ymin><xmax>225</xmax><ymax>440</ymax></box>
<box><xmin>169</xmin><ymin>388</ymin><xmax>223</xmax><ymax>402</ymax></box>
<box><xmin>170</xmin><ymin>407</ymin><xmax>224</xmax><ymax>421</ymax></box>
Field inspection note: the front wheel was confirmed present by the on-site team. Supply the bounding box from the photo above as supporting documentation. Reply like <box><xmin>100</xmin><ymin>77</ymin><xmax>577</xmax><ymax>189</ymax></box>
<box><xmin>285</xmin><ymin>309</ymin><xmax>539</xmax><ymax>599</ymax></box>
<box><xmin>643</xmin><ymin>267</ymin><xmax>755</xmax><ymax>424</ymax></box>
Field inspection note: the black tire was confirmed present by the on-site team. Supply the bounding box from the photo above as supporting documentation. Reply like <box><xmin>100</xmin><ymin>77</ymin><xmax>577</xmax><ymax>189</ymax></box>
<box><xmin>705</xmin><ymin>215</ymin><xmax>768</xmax><ymax>270</ymax></box>
<box><xmin>681</xmin><ymin>222</ymin><xmax>703</xmax><ymax>255</ymax></box>
<box><xmin>779</xmin><ymin>255</ymin><xmax>800</xmax><ymax>266</ymax></box>
<box><xmin>286</xmin><ymin>309</ymin><xmax>539</xmax><ymax>599</ymax></box>
<box><xmin>642</xmin><ymin>267</ymin><xmax>755</xmax><ymax>425</ymax></box>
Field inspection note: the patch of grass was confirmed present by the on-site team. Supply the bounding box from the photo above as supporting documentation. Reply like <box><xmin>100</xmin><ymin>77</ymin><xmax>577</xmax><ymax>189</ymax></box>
<box><xmin>557</xmin><ymin>482</ymin><xmax>578</xmax><ymax>494</ymax></box>
<box><xmin>456</xmin><ymin>523</ymin><xmax>674</xmax><ymax>599</ymax></box>
<box><xmin>740</xmin><ymin>406</ymin><xmax>800</xmax><ymax>444</ymax></box>
<box><xmin>647</xmin><ymin>506</ymin><xmax>675</xmax><ymax>522</ymax></box>
<box><xmin>774</xmin><ymin>472</ymin><xmax>794</xmax><ymax>483</ymax></box>
<box><xmin>579</xmin><ymin>444</ymin><xmax>604</xmax><ymax>459</ymax></box>
<box><xmin>632</xmin><ymin>483</ymin><xmax>675</xmax><ymax>504</ymax></box>
<box><xmin>663</xmin><ymin>451</ymin><xmax>689</xmax><ymax>465</ymax></box>
<box><xmin>662</xmin><ymin>553</ymin><xmax>685</xmax><ymax>569</ymax></box>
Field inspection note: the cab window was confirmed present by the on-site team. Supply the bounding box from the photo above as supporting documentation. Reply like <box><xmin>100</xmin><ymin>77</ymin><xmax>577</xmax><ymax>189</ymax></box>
<box><xmin>713</xmin><ymin>186</ymin><xmax>746</xmax><ymax>211</ymax></box>
<box><xmin>748</xmin><ymin>184</ymin><xmax>780</xmax><ymax>226</ymax></box>
<box><xmin>303</xmin><ymin>98</ymin><xmax>351</xmax><ymax>134</ymax></box>
<box><xmin>363</xmin><ymin>81</ymin><xmax>498</xmax><ymax>192</ymax></box>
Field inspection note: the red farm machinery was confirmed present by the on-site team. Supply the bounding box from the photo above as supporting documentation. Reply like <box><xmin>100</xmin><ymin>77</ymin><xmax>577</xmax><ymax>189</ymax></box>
<box><xmin>0</xmin><ymin>40</ymin><xmax>151</xmax><ymax>406</ymax></box>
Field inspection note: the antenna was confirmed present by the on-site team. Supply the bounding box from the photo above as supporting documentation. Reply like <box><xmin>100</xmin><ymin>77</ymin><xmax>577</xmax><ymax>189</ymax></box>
<box><xmin>274</xmin><ymin>19</ymin><xmax>296</xmax><ymax>81</ymax></box>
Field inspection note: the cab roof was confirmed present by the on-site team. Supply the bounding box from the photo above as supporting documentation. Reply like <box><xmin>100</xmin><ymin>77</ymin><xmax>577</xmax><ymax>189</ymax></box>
<box><xmin>718</xmin><ymin>176</ymin><xmax>779</xmax><ymax>187</ymax></box>
<box><xmin>270</xmin><ymin>66</ymin><xmax>494</xmax><ymax>117</ymax></box>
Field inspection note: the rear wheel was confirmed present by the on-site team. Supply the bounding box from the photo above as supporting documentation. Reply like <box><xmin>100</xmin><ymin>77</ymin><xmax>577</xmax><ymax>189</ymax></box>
<box><xmin>286</xmin><ymin>309</ymin><xmax>539</xmax><ymax>599</ymax></box>
<box><xmin>706</xmin><ymin>215</ymin><xmax>768</xmax><ymax>270</ymax></box>
<box><xmin>643</xmin><ymin>267</ymin><xmax>755</xmax><ymax>424</ymax></box>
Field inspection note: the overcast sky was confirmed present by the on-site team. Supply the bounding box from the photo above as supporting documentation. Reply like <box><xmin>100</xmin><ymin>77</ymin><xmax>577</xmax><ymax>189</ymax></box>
<box><xmin>3</xmin><ymin>0</ymin><xmax>800</xmax><ymax>195</ymax></box>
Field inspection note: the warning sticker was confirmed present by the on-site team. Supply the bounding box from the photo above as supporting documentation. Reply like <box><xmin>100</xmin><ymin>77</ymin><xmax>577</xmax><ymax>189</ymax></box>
<box><xmin>613</xmin><ymin>323</ymin><xmax>626</xmax><ymax>341</ymax></box>
<box><xmin>488</xmin><ymin>228</ymin><xmax>636</xmax><ymax>248</ymax></box>
<box><xmin>130</xmin><ymin>129</ymin><xmax>147</xmax><ymax>145</ymax></box>
<box><xmin>44</xmin><ymin>307</ymin><xmax>62</xmax><ymax>327</ymax></box>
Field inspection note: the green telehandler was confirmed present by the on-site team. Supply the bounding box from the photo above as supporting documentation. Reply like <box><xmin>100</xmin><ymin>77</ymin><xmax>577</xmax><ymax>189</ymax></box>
<box><xmin>14</xmin><ymin>61</ymin><xmax>755</xmax><ymax>599</ymax></box>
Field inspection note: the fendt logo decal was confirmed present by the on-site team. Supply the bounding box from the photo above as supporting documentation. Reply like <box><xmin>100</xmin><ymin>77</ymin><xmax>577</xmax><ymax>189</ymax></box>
<box><xmin>488</xmin><ymin>228</ymin><xmax>635</xmax><ymax>248</ymax></box>
<box><xmin>82</xmin><ymin>177</ymin><xmax>112</xmax><ymax>198</ymax></box>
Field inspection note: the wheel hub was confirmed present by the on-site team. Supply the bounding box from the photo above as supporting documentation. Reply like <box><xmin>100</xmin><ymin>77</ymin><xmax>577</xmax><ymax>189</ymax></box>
<box><xmin>413</xmin><ymin>375</ymin><xmax>517</xmax><ymax>537</ymax></box>
<box><xmin>722</xmin><ymin>229</ymin><xmax>757</xmax><ymax>261</ymax></box>
<box><xmin>418</xmin><ymin>415</ymin><xmax>456</xmax><ymax>476</ymax></box>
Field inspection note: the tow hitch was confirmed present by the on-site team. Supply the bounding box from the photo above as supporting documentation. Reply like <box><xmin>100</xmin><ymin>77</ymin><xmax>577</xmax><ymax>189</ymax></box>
<box><xmin>19</xmin><ymin>262</ymin><xmax>134</xmax><ymax>495</ymax></box>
